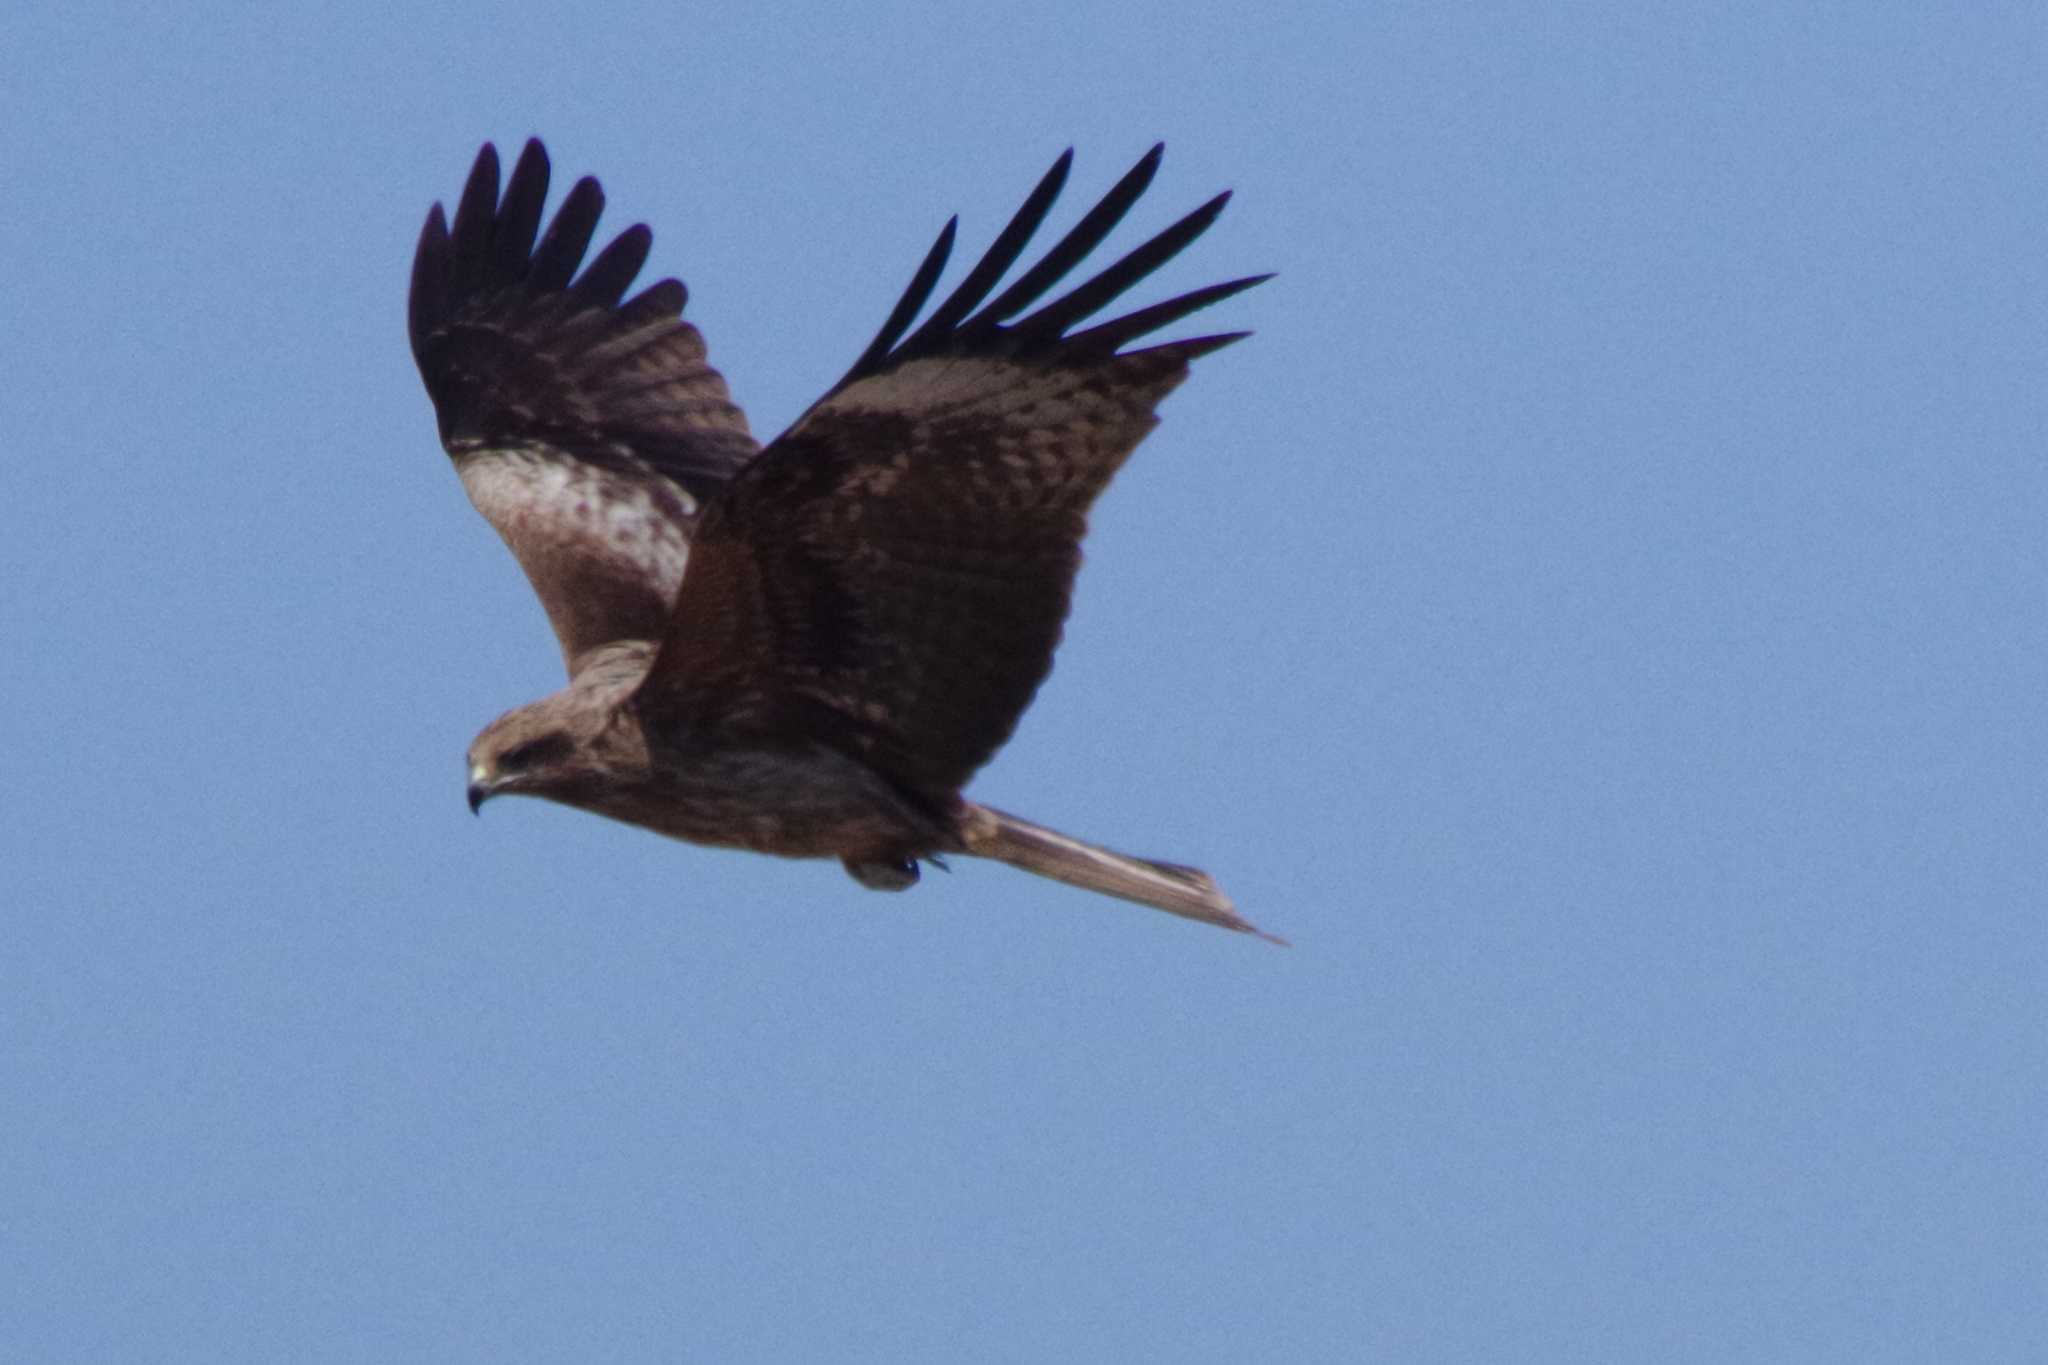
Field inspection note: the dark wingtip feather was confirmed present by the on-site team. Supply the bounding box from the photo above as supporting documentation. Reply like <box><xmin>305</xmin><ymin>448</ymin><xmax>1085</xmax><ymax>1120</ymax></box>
<box><xmin>898</xmin><ymin>150</ymin><xmax>1073</xmax><ymax>353</ymax></box>
<box><xmin>1012</xmin><ymin>188</ymin><xmax>1234</xmax><ymax>346</ymax></box>
<box><xmin>408</xmin><ymin>203</ymin><xmax>450</xmax><ymax>348</ymax></box>
<box><xmin>528</xmin><ymin>176</ymin><xmax>605</xmax><ymax>293</ymax></box>
<box><xmin>1131</xmin><ymin>329</ymin><xmax>1253</xmax><ymax>363</ymax></box>
<box><xmin>828</xmin><ymin>145</ymin><xmax>1258</xmax><ymax>386</ymax></box>
<box><xmin>411</xmin><ymin>138</ymin><xmax>681</xmax><ymax>331</ymax></box>
<box><xmin>961</xmin><ymin>143</ymin><xmax>1165</xmax><ymax>333</ymax></box>
<box><xmin>571</xmin><ymin>222</ymin><xmax>653</xmax><ymax>307</ymax></box>
<box><xmin>410</xmin><ymin>137</ymin><xmax>696</xmax><ymax>379</ymax></box>
<box><xmin>1062</xmin><ymin>272</ymin><xmax>1272</xmax><ymax>356</ymax></box>
<box><xmin>487</xmin><ymin>139</ymin><xmax>552</xmax><ymax>286</ymax></box>
<box><xmin>840</xmin><ymin>215</ymin><xmax>959</xmax><ymax>386</ymax></box>
<box><xmin>620</xmin><ymin>276</ymin><xmax>688</xmax><ymax>322</ymax></box>
<box><xmin>447</xmin><ymin>143</ymin><xmax>502</xmax><ymax>299</ymax></box>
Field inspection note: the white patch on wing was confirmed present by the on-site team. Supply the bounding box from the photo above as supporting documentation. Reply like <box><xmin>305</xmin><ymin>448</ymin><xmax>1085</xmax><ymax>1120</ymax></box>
<box><xmin>458</xmin><ymin>445</ymin><xmax>692</xmax><ymax>595</ymax></box>
<box><xmin>455</xmin><ymin>445</ymin><xmax>696</xmax><ymax>671</ymax></box>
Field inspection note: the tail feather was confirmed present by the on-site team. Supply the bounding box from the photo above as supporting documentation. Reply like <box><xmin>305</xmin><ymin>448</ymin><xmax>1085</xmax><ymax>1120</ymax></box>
<box><xmin>958</xmin><ymin>803</ymin><xmax>1286</xmax><ymax>945</ymax></box>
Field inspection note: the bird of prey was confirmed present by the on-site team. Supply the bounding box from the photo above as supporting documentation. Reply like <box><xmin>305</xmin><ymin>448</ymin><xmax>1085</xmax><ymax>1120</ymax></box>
<box><xmin>408</xmin><ymin>138</ymin><xmax>1279</xmax><ymax>942</ymax></box>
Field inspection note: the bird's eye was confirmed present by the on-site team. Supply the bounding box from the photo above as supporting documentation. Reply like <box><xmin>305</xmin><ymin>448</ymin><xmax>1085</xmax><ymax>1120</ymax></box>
<box><xmin>499</xmin><ymin>733</ymin><xmax>572</xmax><ymax>773</ymax></box>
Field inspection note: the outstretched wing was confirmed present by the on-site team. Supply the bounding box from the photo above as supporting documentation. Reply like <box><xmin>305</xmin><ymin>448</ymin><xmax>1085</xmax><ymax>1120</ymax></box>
<box><xmin>636</xmin><ymin>147</ymin><xmax>1265</xmax><ymax>795</ymax></box>
<box><xmin>409</xmin><ymin>139</ymin><xmax>760</xmax><ymax>673</ymax></box>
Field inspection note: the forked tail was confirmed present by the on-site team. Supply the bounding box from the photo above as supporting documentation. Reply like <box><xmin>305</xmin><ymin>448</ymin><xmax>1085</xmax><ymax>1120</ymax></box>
<box><xmin>957</xmin><ymin>804</ymin><xmax>1286</xmax><ymax>944</ymax></box>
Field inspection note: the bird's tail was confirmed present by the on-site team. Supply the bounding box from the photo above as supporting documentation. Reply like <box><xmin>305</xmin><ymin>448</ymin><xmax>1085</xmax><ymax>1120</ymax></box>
<box><xmin>956</xmin><ymin>803</ymin><xmax>1286</xmax><ymax>944</ymax></box>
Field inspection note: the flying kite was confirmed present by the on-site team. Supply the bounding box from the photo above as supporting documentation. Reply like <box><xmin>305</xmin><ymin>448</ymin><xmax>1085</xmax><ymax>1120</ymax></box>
<box><xmin>409</xmin><ymin>138</ymin><xmax>1277</xmax><ymax>941</ymax></box>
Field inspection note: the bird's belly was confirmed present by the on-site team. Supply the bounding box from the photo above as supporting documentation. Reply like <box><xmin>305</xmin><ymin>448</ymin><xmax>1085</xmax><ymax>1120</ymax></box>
<box><xmin>592</xmin><ymin>743</ymin><xmax>951</xmax><ymax>860</ymax></box>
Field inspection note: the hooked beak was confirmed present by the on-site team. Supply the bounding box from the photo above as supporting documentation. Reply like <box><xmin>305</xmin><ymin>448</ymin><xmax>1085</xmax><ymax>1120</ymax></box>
<box><xmin>467</xmin><ymin>764</ymin><xmax>492</xmax><ymax>816</ymax></box>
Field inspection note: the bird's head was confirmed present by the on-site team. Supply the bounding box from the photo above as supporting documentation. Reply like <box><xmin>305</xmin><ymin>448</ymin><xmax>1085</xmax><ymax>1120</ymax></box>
<box><xmin>465</xmin><ymin>694</ymin><xmax>606</xmax><ymax>815</ymax></box>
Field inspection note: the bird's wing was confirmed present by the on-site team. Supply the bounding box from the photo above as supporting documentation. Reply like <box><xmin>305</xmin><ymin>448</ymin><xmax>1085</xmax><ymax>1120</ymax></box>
<box><xmin>409</xmin><ymin>139</ymin><xmax>760</xmax><ymax>674</ymax></box>
<box><xmin>634</xmin><ymin>147</ymin><xmax>1265</xmax><ymax>795</ymax></box>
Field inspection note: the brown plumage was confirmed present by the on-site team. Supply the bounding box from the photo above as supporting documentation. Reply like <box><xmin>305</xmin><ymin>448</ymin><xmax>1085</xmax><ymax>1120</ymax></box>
<box><xmin>409</xmin><ymin>138</ymin><xmax>1280</xmax><ymax>943</ymax></box>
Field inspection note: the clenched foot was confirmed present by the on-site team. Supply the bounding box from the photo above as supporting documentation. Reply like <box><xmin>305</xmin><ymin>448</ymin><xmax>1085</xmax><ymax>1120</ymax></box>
<box><xmin>843</xmin><ymin>855</ymin><xmax>919</xmax><ymax>891</ymax></box>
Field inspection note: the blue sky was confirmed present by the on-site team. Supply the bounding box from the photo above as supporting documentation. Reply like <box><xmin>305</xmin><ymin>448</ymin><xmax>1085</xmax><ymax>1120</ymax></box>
<box><xmin>4</xmin><ymin>3</ymin><xmax>2045</xmax><ymax>1360</ymax></box>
